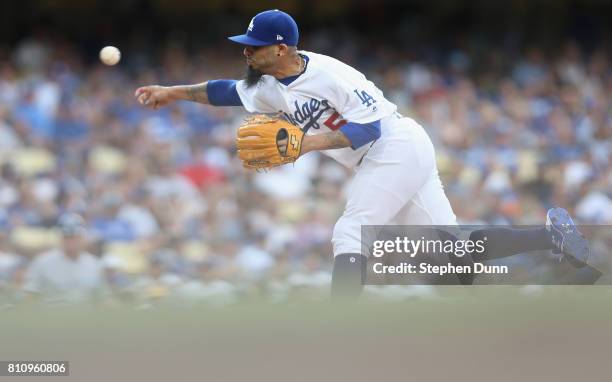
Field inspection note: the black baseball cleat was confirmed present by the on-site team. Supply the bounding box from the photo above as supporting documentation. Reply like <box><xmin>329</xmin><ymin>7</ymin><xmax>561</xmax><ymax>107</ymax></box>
<box><xmin>546</xmin><ymin>207</ymin><xmax>589</xmax><ymax>268</ymax></box>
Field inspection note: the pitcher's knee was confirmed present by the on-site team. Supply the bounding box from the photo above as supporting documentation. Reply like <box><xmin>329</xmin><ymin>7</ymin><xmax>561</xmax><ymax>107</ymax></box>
<box><xmin>332</xmin><ymin>217</ymin><xmax>362</xmax><ymax>256</ymax></box>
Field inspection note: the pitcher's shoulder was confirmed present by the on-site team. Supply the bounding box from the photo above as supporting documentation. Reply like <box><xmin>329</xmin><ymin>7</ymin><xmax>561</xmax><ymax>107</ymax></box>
<box><xmin>300</xmin><ymin>51</ymin><xmax>357</xmax><ymax>74</ymax></box>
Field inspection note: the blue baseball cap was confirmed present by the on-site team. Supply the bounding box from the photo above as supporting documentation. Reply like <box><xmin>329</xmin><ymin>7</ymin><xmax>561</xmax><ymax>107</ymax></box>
<box><xmin>228</xmin><ymin>9</ymin><xmax>299</xmax><ymax>47</ymax></box>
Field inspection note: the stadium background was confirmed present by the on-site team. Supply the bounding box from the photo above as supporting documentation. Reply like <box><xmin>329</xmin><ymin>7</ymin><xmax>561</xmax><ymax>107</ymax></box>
<box><xmin>0</xmin><ymin>0</ymin><xmax>610</xmax><ymax>305</ymax></box>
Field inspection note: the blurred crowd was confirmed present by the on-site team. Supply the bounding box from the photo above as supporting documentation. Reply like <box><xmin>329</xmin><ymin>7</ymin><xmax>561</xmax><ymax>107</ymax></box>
<box><xmin>0</xmin><ymin>33</ymin><xmax>610</xmax><ymax>305</ymax></box>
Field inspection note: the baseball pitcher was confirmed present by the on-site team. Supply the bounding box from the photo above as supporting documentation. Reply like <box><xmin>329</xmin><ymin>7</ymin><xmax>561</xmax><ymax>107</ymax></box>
<box><xmin>135</xmin><ymin>10</ymin><xmax>593</xmax><ymax>297</ymax></box>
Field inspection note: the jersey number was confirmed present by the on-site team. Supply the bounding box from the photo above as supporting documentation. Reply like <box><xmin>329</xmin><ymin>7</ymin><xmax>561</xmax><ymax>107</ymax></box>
<box><xmin>354</xmin><ymin>89</ymin><xmax>376</xmax><ymax>107</ymax></box>
<box><xmin>324</xmin><ymin>112</ymin><xmax>347</xmax><ymax>130</ymax></box>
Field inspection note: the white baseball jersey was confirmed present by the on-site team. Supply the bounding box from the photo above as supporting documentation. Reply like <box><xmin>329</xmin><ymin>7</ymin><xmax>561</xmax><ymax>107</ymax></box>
<box><xmin>236</xmin><ymin>50</ymin><xmax>458</xmax><ymax>256</ymax></box>
<box><xmin>236</xmin><ymin>51</ymin><xmax>398</xmax><ymax>168</ymax></box>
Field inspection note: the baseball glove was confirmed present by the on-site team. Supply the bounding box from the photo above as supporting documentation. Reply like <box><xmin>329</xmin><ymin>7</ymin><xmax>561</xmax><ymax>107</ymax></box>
<box><xmin>236</xmin><ymin>114</ymin><xmax>304</xmax><ymax>170</ymax></box>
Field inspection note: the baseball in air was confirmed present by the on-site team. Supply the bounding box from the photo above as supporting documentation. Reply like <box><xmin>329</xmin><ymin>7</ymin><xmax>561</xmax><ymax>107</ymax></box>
<box><xmin>99</xmin><ymin>46</ymin><xmax>121</xmax><ymax>65</ymax></box>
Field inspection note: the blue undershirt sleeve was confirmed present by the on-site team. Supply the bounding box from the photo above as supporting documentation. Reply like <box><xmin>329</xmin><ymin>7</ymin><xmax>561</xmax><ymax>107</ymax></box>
<box><xmin>206</xmin><ymin>80</ymin><xmax>243</xmax><ymax>106</ymax></box>
<box><xmin>339</xmin><ymin>120</ymin><xmax>381</xmax><ymax>149</ymax></box>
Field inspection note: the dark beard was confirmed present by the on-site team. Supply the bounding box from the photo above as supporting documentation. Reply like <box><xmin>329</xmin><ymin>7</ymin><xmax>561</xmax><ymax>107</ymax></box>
<box><xmin>244</xmin><ymin>65</ymin><xmax>264</xmax><ymax>88</ymax></box>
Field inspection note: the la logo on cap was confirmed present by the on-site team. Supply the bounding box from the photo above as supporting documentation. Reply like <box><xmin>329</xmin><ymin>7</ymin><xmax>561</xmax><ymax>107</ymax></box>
<box><xmin>248</xmin><ymin>18</ymin><xmax>255</xmax><ymax>31</ymax></box>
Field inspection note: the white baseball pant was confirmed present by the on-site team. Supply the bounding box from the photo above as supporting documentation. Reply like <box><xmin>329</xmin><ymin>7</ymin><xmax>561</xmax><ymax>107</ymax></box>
<box><xmin>331</xmin><ymin>115</ymin><xmax>457</xmax><ymax>256</ymax></box>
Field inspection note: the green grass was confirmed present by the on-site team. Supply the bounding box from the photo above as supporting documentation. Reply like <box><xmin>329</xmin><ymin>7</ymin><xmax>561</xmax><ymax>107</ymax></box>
<box><xmin>2</xmin><ymin>287</ymin><xmax>611</xmax><ymax>382</ymax></box>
